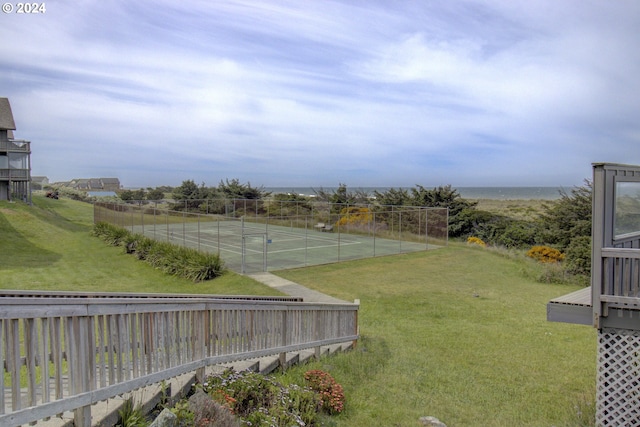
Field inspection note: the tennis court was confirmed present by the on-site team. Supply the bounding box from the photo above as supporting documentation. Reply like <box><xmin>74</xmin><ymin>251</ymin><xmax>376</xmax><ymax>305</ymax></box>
<box><xmin>95</xmin><ymin>202</ymin><xmax>448</xmax><ymax>274</ymax></box>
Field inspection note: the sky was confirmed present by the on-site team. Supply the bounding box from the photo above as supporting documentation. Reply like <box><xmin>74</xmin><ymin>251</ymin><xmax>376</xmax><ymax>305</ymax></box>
<box><xmin>1</xmin><ymin>0</ymin><xmax>639</xmax><ymax>189</ymax></box>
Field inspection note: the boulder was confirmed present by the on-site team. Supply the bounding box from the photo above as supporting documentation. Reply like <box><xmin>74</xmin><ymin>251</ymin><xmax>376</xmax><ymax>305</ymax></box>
<box><xmin>419</xmin><ymin>416</ymin><xmax>447</xmax><ymax>427</ymax></box>
<box><xmin>149</xmin><ymin>408</ymin><xmax>177</xmax><ymax>427</ymax></box>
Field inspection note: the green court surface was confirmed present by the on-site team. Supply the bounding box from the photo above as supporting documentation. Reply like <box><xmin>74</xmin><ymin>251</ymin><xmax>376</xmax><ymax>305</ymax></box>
<box><xmin>132</xmin><ymin>219</ymin><xmax>440</xmax><ymax>274</ymax></box>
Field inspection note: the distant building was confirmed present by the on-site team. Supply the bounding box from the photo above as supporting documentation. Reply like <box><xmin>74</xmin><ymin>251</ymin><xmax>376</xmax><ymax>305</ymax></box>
<box><xmin>61</xmin><ymin>177</ymin><xmax>121</xmax><ymax>192</ymax></box>
<box><xmin>32</xmin><ymin>176</ymin><xmax>49</xmax><ymax>190</ymax></box>
<box><xmin>0</xmin><ymin>98</ymin><xmax>31</xmax><ymax>203</ymax></box>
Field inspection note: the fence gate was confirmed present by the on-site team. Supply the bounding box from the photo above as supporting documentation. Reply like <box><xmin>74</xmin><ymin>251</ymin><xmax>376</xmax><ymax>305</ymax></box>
<box><xmin>241</xmin><ymin>232</ymin><xmax>267</xmax><ymax>274</ymax></box>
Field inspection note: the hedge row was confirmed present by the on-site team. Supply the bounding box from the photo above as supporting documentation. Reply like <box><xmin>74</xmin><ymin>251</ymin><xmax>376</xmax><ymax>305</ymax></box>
<box><xmin>92</xmin><ymin>221</ymin><xmax>225</xmax><ymax>282</ymax></box>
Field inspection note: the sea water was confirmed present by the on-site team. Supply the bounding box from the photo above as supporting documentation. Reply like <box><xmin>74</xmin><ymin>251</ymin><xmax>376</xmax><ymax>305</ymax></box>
<box><xmin>264</xmin><ymin>186</ymin><xmax>566</xmax><ymax>200</ymax></box>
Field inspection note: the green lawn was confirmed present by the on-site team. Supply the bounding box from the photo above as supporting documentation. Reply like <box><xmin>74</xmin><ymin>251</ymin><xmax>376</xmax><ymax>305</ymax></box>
<box><xmin>275</xmin><ymin>248</ymin><xmax>595</xmax><ymax>426</ymax></box>
<box><xmin>0</xmin><ymin>196</ymin><xmax>280</xmax><ymax>295</ymax></box>
<box><xmin>1</xmin><ymin>196</ymin><xmax>596</xmax><ymax>426</ymax></box>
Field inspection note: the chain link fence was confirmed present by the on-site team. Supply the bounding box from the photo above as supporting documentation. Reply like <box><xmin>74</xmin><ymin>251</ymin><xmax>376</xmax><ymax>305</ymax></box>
<box><xmin>94</xmin><ymin>199</ymin><xmax>448</xmax><ymax>273</ymax></box>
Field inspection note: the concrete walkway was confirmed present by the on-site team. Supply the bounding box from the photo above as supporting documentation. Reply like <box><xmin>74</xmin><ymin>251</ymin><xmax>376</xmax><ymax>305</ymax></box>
<box><xmin>247</xmin><ymin>272</ymin><xmax>350</xmax><ymax>304</ymax></box>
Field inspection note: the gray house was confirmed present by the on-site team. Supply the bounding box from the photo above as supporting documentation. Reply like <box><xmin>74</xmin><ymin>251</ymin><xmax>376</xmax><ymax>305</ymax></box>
<box><xmin>548</xmin><ymin>163</ymin><xmax>640</xmax><ymax>426</ymax></box>
<box><xmin>0</xmin><ymin>98</ymin><xmax>31</xmax><ymax>203</ymax></box>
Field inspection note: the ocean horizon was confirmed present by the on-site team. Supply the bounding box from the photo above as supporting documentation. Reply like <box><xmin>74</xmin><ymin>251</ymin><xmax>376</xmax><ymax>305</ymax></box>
<box><xmin>263</xmin><ymin>186</ymin><xmax>568</xmax><ymax>200</ymax></box>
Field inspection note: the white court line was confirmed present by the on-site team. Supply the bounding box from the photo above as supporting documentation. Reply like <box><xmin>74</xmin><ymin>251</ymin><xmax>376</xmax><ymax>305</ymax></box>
<box><xmin>139</xmin><ymin>226</ymin><xmax>365</xmax><ymax>256</ymax></box>
<box><xmin>265</xmin><ymin>241</ymin><xmax>361</xmax><ymax>255</ymax></box>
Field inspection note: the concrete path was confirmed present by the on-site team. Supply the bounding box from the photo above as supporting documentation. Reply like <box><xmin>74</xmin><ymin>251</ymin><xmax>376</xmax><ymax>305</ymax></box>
<box><xmin>248</xmin><ymin>272</ymin><xmax>350</xmax><ymax>304</ymax></box>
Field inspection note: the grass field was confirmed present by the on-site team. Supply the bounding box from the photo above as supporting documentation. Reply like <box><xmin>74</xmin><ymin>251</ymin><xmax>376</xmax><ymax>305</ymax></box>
<box><xmin>0</xmin><ymin>196</ymin><xmax>595</xmax><ymax>426</ymax></box>
<box><xmin>0</xmin><ymin>196</ymin><xmax>280</xmax><ymax>295</ymax></box>
<box><xmin>473</xmin><ymin>198</ymin><xmax>555</xmax><ymax>221</ymax></box>
<box><xmin>273</xmin><ymin>248</ymin><xmax>595</xmax><ymax>426</ymax></box>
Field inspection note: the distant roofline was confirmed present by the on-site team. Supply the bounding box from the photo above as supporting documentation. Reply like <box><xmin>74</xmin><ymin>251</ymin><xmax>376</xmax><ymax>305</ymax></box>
<box><xmin>0</xmin><ymin>98</ymin><xmax>17</xmax><ymax>130</ymax></box>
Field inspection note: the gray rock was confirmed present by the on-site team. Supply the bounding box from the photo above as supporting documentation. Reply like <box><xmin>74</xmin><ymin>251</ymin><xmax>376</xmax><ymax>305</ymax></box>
<box><xmin>149</xmin><ymin>408</ymin><xmax>178</xmax><ymax>427</ymax></box>
<box><xmin>419</xmin><ymin>415</ymin><xmax>447</xmax><ymax>427</ymax></box>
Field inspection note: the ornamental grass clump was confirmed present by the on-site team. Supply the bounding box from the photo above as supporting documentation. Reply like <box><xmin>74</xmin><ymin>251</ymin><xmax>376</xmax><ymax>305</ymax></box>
<box><xmin>526</xmin><ymin>245</ymin><xmax>565</xmax><ymax>263</ymax></box>
<box><xmin>92</xmin><ymin>222</ymin><xmax>225</xmax><ymax>281</ymax></box>
<box><xmin>92</xmin><ymin>221</ymin><xmax>131</xmax><ymax>246</ymax></box>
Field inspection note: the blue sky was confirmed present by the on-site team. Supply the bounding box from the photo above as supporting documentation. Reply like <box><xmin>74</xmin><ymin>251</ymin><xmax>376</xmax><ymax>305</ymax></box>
<box><xmin>1</xmin><ymin>1</ymin><xmax>639</xmax><ymax>188</ymax></box>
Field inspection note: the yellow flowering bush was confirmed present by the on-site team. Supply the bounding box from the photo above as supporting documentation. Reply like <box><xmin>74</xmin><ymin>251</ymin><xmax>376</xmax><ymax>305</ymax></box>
<box><xmin>467</xmin><ymin>236</ymin><xmax>486</xmax><ymax>247</ymax></box>
<box><xmin>335</xmin><ymin>207</ymin><xmax>372</xmax><ymax>227</ymax></box>
<box><xmin>526</xmin><ymin>245</ymin><xmax>565</xmax><ymax>263</ymax></box>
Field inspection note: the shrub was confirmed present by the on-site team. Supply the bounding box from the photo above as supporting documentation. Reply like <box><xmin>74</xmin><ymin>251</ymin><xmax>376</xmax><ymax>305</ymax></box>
<box><xmin>495</xmin><ymin>220</ymin><xmax>538</xmax><ymax>248</ymax></box>
<box><xmin>536</xmin><ymin>261</ymin><xmax>568</xmax><ymax>284</ymax></box>
<box><xmin>203</xmin><ymin>369</ymin><xmax>278</xmax><ymax>417</ymax></box>
<box><xmin>117</xmin><ymin>398</ymin><xmax>148</xmax><ymax>427</ymax></box>
<box><xmin>564</xmin><ymin>235</ymin><xmax>591</xmax><ymax>276</ymax></box>
<box><xmin>92</xmin><ymin>223</ymin><xmax>225</xmax><ymax>282</ymax></box>
<box><xmin>186</xmin><ymin>390</ymin><xmax>239</xmax><ymax>427</ymax></box>
<box><xmin>170</xmin><ymin>400</ymin><xmax>196</xmax><ymax>427</ymax></box>
<box><xmin>336</xmin><ymin>207</ymin><xmax>373</xmax><ymax>228</ymax></box>
<box><xmin>526</xmin><ymin>245</ymin><xmax>565</xmax><ymax>263</ymax></box>
<box><xmin>467</xmin><ymin>236</ymin><xmax>486</xmax><ymax>247</ymax></box>
<box><xmin>92</xmin><ymin>221</ymin><xmax>132</xmax><ymax>246</ymax></box>
<box><xmin>201</xmin><ymin>369</ymin><xmax>322</xmax><ymax>426</ymax></box>
<box><xmin>304</xmin><ymin>370</ymin><xmax>345</xmax><ymax>414</ymax></box>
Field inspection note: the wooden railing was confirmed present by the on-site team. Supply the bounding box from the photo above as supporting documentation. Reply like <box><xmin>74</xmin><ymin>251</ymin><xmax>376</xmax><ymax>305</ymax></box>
<box><xmin>0</xmin><ymin>169</ymin><xmax>29</xmax><ymax>180</ymax></box>
<box><xmin>594</xmin><ymin>233</ymin><xmax>640</xmax><ymax>322</ymax></box>
<box><xmin>0</xmin><ymin>140</ymin><xmax>30</xmax><ymax>152</ymax></box>
<box><xmin>0</xmin><ymin>290</ymin><xmax>302</xmax><ymax>302</ymax></box>
<box><xmin>599</xmin><ymin>248</ymin><xmax>640</xmax><ymax>308</ymax></box>
<box><xmin>0</xmin><ymin>295</ymin><xmax>359</xmax><ymax>426</ymax></box>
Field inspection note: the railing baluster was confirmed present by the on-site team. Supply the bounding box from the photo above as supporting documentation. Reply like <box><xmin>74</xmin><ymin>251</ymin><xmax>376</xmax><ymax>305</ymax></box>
<box><xmin>24</xmin><ymin>318</ymin><xmax>37</xmax><ymax>407</ymax></box>
<box><xmin>40</xmin><ymin>318</ymin><xmax>50</xmax><ymax>405</ymax></box>
<box><xmin>131</xmin><ymin>313</ymin><xmax>139</xmax><ymax>379</ymax></box>
<box><xmin>97</xmin><ymin>315</ymin><xmax>106</xmax><ymax>388</ymax></box>
<box><xmin>0</xmin><ymin>319</ymin><xmax>5</xmax><ymax>415</ymax></box>
<box><xmin>50</xmin><ymin>317</ymin><xmax>63</xmax><ymax>402</ymax></box>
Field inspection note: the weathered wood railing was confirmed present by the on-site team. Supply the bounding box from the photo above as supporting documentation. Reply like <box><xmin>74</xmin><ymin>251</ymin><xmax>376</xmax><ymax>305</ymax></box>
<box><xmin>0</xmin><ymin>294</ymin><xmax>359</xmax><ymax>427</ymax></box>
<box><xmin>599</xmin><ymin>248</ymin><xmax>640</xmax><ymax>306</ymax></box>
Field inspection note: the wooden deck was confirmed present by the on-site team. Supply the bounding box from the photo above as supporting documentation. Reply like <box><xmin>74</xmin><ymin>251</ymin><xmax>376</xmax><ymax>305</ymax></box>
<box><xmin>547</xmin><ymin>287</ymin><xmax>592</xmax><ymax>326</ymax></box>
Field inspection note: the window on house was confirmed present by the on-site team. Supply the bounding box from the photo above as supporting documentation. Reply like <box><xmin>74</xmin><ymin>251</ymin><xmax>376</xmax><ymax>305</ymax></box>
<box><xmin>8</xmin><ymin>152</ymin><xmax>27</xmax><ymax>169</ymax></box>
<box><xmin>615</xmin><ymin>181</ymin><xmax>640</xmax><ymax>239</ymax></box>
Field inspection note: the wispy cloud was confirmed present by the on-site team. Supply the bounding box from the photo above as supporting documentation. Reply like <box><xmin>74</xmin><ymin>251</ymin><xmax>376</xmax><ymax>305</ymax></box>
<box><xmin>1</xmin><ymin>0</ymin><xmax>638</xmax><ymax>187</ymax></box>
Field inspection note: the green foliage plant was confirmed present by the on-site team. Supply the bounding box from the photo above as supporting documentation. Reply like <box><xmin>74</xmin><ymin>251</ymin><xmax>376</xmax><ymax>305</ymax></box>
<box><xmin>564</xmin><ymin>235</ymin><xmax>592</xmax><ymax>276</ymax></box>
<box><xmin>191</xmin><ymin>394</ymin><xmax>239</xmax><ymax>427</ymax></box>
<box><xmin>410</xmin><ymin>184</ymin><xmax>477</xmax><ymax>237</ymax></box>
<box><xmin>119</xmin><ymin>189</ymin><xmax>146</xmax><ymax>202</ymax></box>
<box><xmin>117</xmin><ymin>398</ymin><xmax>148</xmax><ymax>427</ymax></box>
<box><xmin>201</xmin><ymin>368</ymin><xmax>322</xmax><ymax>426</ymax></box>
<box><xmin>92</xmin><ymin>221</ymin><xmax>131</xmax><ymax>246</ymax></box>
<box><xmin>169</xmin><ymin>400</ymin><xmax>195</xmax><ymax>426</ymax></box>
<box><xmin>92</xmin><ymin>222</ymin><xmax>225</xmax><ymax>281</ymax></box>
<box><xmin>537</xmin><ymin>181</ymin><xmax>592</xmax><ymax>274</ymax></box>
<box><xmin>218</xmin><ymin>178</ymin><xmax>269</xmax><ymax>200</ymax></box>
<box><xmin>146</xmin><ymin>187</ymin><xmax>166</xmax><ymax>202</ymax></box>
